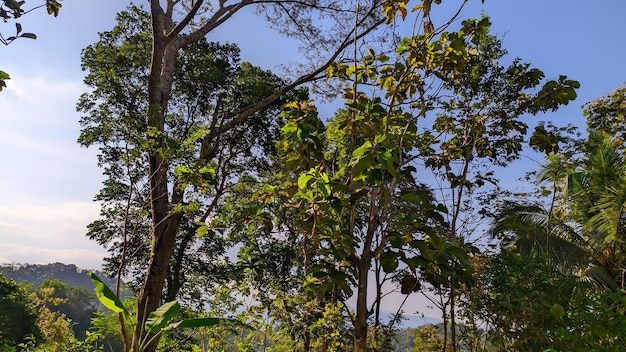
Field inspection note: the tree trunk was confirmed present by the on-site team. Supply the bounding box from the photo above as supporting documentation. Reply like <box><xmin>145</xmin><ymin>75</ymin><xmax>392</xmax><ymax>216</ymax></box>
<box><xmin>450</xmin><ymin>277</ymin><xmax>457</xmax><ymax>352</ymax></box>
<box><xmin>354</xmin><ymin>258</ymin><xmax>370</xmax><ymax>352</ymax></box>
<box><xmin>132</xmin><ymin>20</ymin><xmax>183</xmax><ymax>350</ymax></box>
<box><xmin>133</xmin><ymin>215</ymin><xmax>181</xmax><ymax>349</ymax></box>
<box><xmin>129</xmin><ymin>2</ymin><xmax>385</xmax><ymax>350</ymax></box>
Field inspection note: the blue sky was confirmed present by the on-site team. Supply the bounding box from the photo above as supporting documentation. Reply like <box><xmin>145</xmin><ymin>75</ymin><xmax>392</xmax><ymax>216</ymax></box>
<box><xmin>0</xmin><ymin>0</ymin><xmax>624</xmax><ymax>286</ymax></box>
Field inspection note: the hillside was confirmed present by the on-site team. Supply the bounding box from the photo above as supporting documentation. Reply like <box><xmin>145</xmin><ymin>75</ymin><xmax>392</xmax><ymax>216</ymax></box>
<box><xmin>0</xmin><ymin>262</ymin><xmax>116</xmax><ymax>291</ymax></box>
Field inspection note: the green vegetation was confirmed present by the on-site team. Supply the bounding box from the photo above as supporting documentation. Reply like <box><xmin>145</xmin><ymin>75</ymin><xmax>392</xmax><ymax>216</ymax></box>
<box><xmin>3</xmin><ymin>0</ymin><xmax>626</xmax><ymax>351</ymax></box>
<box><xmin>0</xmin><ymin>275</ymin><xmax>38</xmax><ymax>348</ymax></box>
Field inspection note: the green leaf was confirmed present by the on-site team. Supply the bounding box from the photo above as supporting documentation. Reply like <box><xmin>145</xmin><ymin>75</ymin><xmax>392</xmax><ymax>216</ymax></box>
<box><xmin>401</xmin><ymin>193</ymin><xmax>422</xmax><ymax>204</ymax></box>
<box><xmin>88</xmin><ymin>272</ymin><xmax>129</xmax><ymax>318</ymax></box>
<box><xmin>298</xmin><ymin>174</ymin><xmax>314</xmax><ymax>189</ymax></box>
<box><xmin>145</xmin><ymin>301</ymin><xmax>181</xmax><ymax>333</ymax></box>
<box><xmin>352</xmin><ymin>140</ymin><xmax>372</xmax><ymax>158</ymax></box>
<box><xmin>379</xmin><ymin>251</ymin><xmax>399</xmax><ymax>273</ymax></box>
<box><xmin>174</xmin><ymin>165</ymin><xmax>192</xmax><ymax>177</ymax></box>
<box><xmin>445</xmin><ymin>245</ymin><xmax>469</xmax><ymax>264</ymax></box>
<box><xmin>550</xmin><ymin>303</ymin><xmax>565</xmax><ymax>320</ymax></box>
<box><xmin>46</xmin><ymin>0</ymin><xmax>62</xmax><ymax>17</ymax></box>
<box><xmin>318</xmin><ymin>181</ymin><xmax>331</xmax><ymax>197</ymax></box>
<box><xmin>196</xmin><ymin>224</ymin><xmax>208</xmax><ymax>237</ymax></box>
<box><xmin>426</xmin><ymin>233</ymin><xmax>445</xmax><ymax>251</ymax></box>
<box><xmin>4</xmin><ymin>0</ymin><xmax>24</xmax><ymax>11</ymax></box>
<box><xmin>173</xmin><ymin>317</ymin><xmax>239</xmax><ymax>329</ymax></box>
<box><xmin>0</xmin><ymin>70</ymin><xmax>9</xmax><ymax>92</ymax></box>
<box><xmin>19</xmin><ymin>33</ymin><xmax>36</xmax><ymax>39</ymax></box>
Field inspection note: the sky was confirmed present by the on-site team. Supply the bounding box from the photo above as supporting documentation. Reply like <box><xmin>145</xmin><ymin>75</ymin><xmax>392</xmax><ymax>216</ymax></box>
<box><xmin>0</xmin><ymin>0</ymin><xmax>624</xmax><ymax>318</ymax></box>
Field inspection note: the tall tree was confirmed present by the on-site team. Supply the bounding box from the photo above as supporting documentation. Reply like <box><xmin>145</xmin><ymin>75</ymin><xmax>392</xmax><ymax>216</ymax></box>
<box><xmin>81</xmin><ymin>1</ymin><xmax>476</xmax><ymax>350</ymax></box>
<box><xmin>79</xmin><ymin>7</ymin><xmax>315</xmax><ymax>350</ymax></box>
<box><xmin>473</xmin><ymin>87</ymin><xmax>626</xmax><ymax>351</ymax></box>
<box><xmin>247</xmin><ymin>8</ymin><xmax>582</xmax><ymax>351</ymax></box>
<box><xmin>404</xmin><ymin>16</ymin><xmax>578</xmax><ymax>351</ymax></box>
<box><xmin>492</xmin><ymin>87</ymin><xmax>626</xmax><ymax>289</ymax></box>
<box><xmin>267</xmin><ymin>14</ymin><xmax>513</xmax><ymax>351</ymax></box>
<box><xmin>86</xmin><ymin>1</ymin><xmax>389</xmax><ymax>349</ymax></box>
<box><xmin>79</xmin><ymin>4</ymin><xmax>290</xmax><ymax>298</ymax></box>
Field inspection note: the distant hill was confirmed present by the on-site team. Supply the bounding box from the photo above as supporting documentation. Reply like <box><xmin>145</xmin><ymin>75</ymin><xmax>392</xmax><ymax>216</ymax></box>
<box><xmin>0</xmin><ymin>262</ymin><xmax>117</xmax><ymax>291</ymax></box>
<box><xmin>397</xmin><ymin>314</ymin><xmax>442</xmax><ymax>328</ymax></box>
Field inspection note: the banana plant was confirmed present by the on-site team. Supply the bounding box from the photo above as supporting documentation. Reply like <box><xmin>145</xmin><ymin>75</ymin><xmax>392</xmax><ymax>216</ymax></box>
<box><xmin>89</xmin><ymin>272</ymin><xmax>239</xmax><ymax>351</ymax></box>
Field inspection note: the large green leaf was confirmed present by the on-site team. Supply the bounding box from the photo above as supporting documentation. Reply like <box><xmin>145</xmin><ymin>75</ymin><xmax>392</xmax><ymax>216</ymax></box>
<box><xmin>88</xmin><ymin>272</ymin><xmax>129</xmax><ymax>318</ymax></box>
<box><xmin>170</xmin><ymin>317</ymin><xmax>240</xmax><ymax>330</ymax></box>
<box><xmin>379</xmin><ymin>251</ymin><xmax>399</xmax><ymax>273</ymax></box>
<box><xmin>144</xmin><ymin>301</ymin><xmax>180</xmax><ymax>333</ymax></box>
<box><xmin>298</xmin><ymin>173</ymin><xmax>314</xmax><ymax>189</ymax></box>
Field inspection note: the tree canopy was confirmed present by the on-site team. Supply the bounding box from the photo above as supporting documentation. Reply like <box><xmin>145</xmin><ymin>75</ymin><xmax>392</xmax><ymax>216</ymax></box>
<box><xmin>6</xmin><ymin>0</ymin><xmax>626</xmax><ymax>351</ymax></box>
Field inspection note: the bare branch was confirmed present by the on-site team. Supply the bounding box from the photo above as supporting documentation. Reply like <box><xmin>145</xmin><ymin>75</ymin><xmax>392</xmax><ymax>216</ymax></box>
<box><xmin>177</xmin><ymin>0</ymin><xmax>253</xmax><ymax>48</ymax></box>
<box><xmin>167</xmin><ymin>0</ymin><xmax>205</xmax><ymax>38</ymax></box>
<box><xmin>214</xmin><ymin>15</ymin><xmax>386</xmax><ymax>135</ymax></box>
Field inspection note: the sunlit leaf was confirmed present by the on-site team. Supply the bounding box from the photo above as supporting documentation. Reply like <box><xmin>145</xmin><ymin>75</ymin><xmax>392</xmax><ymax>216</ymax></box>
<box><xmin>145</xmin><ymin>301</ymin><xmax>180</xmax><ymax>333</ymax></box>
<box><xmin>88</xmin><ymin>272</ymin><xmax>129</xmax><ymax>318</ymax></box>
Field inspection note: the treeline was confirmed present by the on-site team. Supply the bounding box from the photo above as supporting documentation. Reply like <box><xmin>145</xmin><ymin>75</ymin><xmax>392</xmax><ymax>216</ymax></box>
<box><xmin>0</xmin><ymin>263</ymin><xmax>115</xmax><ymax>291</ymax></box>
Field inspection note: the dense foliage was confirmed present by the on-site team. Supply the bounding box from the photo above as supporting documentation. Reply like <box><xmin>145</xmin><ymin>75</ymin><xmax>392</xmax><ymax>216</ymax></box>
<box><xmin>3</xmin><ymin>0</ymin><xmax>626</xmax><ymax>351</ymax></box>
<box><xmin>0</xmin><ymin>275</ymin><xmax>38</xmax><ymax>348</ymax></box>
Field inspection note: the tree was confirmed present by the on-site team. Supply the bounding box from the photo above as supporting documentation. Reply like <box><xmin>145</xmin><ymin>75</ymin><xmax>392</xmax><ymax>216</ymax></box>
<box><xmin>79</xmin><ymin>4</ymin><xmax>314</xmax><ymax>349</ymax></box>
<box><xmin>37</xmin><ymin>279</ymin><xmax>97</xmax><ymax>340</ymax></box>
<box><xmin>463</xmin><ymin>250</ymin><xmax>577</xmax><ymax>352</ymax></box>
<box><xmin>242</xmin><ymin>8</ymin><xmax>581</xmax><ymax>350</ymax></box>
<box><xmin>80</xmin><ymin>0</ymin><xmax>444</xmax><ymax>350</ymax></box>
<box><xmin>79</xmin><ymin>4</ymin><xmax>272</xmax><ymax>297</ymax></box>
<box><xmin>28</xmin><ymin>286</ymin><xmax>79</xmax><ymax>352</ymax></box>
<box><xmin>415</xmin><ymin>17</ymin><xmax>580</xmax><ymax>352</ymax></box>
<box><xmin>0</xmin><ymin>274</ymin><xmax>38</xmax><ymax>347</ymax></box>
<box><xmin>137</xmin><ymin>0</ymin><xmax>387</xmax><ymax>345</ymax></box>
<box><xmin>565</xmin><ymin>133</ymin><xmax>626</xmax><ymax>289</ymax></box>
<box><xmin>412</xmin><ymin>324</ymin><xmax>444</xmax><ymax>352</ymax></box>
<box><xmin>494</xmin><ymin>89</ymin><xmax>626</xmax><ymax>290</ymax></box>
<box><xmin>267</xmin><ymin>14</ymin><xmax>509</xmax><ymax>351</ymax></box>
<box><xmin>472</xmin><ymin>86</ymin><xmax>626</xmax><ymax>351</ymax></box>
<box><xmin>583</xmin><ymin>85</ymin><xmax>626</xmax><ymax>147</ymax></box>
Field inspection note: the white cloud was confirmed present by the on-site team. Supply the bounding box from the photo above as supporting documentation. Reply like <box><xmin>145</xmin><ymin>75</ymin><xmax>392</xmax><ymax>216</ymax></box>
<box><xmin>0</xmin><ymin>243</ymin><xmax>105</xmax><ymax>270</ymax></box>
<box><xmin>0</xmin><ymin>200</ymin><xmax>106</xmax><ymax>270</ymax></box>
<box><xmin>1</xmin><ymin>71</ymin><xmax>84</xmax><ymax>105</ymax></box>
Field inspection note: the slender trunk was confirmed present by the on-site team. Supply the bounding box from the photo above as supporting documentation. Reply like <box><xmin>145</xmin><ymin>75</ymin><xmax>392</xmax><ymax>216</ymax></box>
<box><xmin>165</xmin><ymin>229</ymin><xmax>193</xmax><ymax>302</ymax></box>
<box><xmin>450</xmin><ymin>277</ymin><xmax>456</xmax><ymax>352</ymax></box>
<box><xmin>442</xmin><ymin>299</ymin><xmax>448</xmax><ymax>352</ymax></box>
<box><xmin>133</xmin><ymin>215</ymin><xmax>181</xmax><ymax>349</ymax></box>
<box><xmin>354</xmin><ymin>258</ymin><xmax>370</xmax><ymax>352</ymax></box>
<box><xmin>374</xmin><ymin>259</ymin><xmax>382</xmax><ymax>328</ymax></box>
<box><xmin>304</xmin><ymin>330</ymin><xmax>311</xmax><ymax>352</ymax></box>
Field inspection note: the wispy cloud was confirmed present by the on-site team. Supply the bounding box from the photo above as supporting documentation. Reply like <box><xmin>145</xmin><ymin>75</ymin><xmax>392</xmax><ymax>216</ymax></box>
<box><xmin>0</xmin><ymin>200</ymin><xmax>106</xmax><ymax>270</ymax></box>
<box><xmin>0</xmin><ymin>243</ymin><xmax>105</xmax><ymax>270</ymax></box>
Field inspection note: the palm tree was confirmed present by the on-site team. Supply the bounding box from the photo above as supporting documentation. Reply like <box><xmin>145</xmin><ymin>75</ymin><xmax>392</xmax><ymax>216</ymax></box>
<box><xmin>566</xmin><ymin>133</ymin><xmax>626</xmax><ymax>288</ymax></box>
<box><xmin>491</xmin><ymin>133</ymin><xmax>626</xmax><ymax>289</ymax></box>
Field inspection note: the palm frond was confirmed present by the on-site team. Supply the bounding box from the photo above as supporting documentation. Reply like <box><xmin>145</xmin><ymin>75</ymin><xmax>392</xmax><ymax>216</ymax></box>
<box><xmin>581</xmin><ymin>265</ymin><xmax>619</xmax><ymax>291</ymax></box>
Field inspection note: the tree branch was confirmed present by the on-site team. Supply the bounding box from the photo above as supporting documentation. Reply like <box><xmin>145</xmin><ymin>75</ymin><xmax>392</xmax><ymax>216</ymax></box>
<box><xmin>213</xmin><ymin>15</ymin><xmax>386</xmax><ymax>136</ymax></box>
<box><xmin>167</xmin><ymin>0</ymin><xmax>205</xmax><ymax>38</ymax></box>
